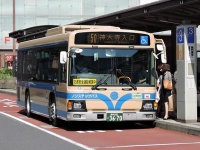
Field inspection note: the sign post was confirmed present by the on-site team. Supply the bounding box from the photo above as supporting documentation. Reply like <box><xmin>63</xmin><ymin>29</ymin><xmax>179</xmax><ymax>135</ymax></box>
<box><xmin>176</xmin><ymin>25</ymin><xmax>197</xmax><ymax>123</ymax></box>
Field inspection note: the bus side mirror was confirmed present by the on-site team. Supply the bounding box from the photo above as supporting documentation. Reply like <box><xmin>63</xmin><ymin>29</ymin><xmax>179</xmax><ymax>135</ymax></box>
<box><xmin>160</xmin><ymin>52</ymin><xmax>167</xmax><ymax>63</ymax></box>
<box><xmin>60</xmin><ymin>51</ymin><xmax>67</xmax><ymax>64</ymax></box>
<box><xmin>156</xmin><ymin>44</ymin><xmax>163</xmax><ymax>51</ymax></box>
<box><xmin>154</xmin><ymin>43</ymin><xmax>167</xmax><ymax>63</ymax></box>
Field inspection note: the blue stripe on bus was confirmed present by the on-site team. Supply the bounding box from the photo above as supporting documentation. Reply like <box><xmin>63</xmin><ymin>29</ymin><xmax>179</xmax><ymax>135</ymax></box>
<box><xmin>17</xmin><ymin>100</ymin><xmax>67</xmax><ymax>118</ymax></box>
<box><xmin>57</xmin><ymin>92</ymin><xmax>155</xmax><ymax>100</ymax></box>
<box><xmin>56</xmin><ymin>92</ymin><xmax>115</xmax><ymax>110</ymax></box>
<box><xmin>18</xmin><ymin>82</ymin><xmax>56</xmax><ymax>91</ymax></box>
<box><xmin>57</xmin><ymin>92</ymin><xmax>155</xmax><ymax>110</ymax></box>
<box><xmin>17</xmin><ymin>100</ymin><xmax>25</xmax><ymax>107</ymax></box>
<box><xmin>29</xmin><ymin>82</ymin><xmax>56</xmax><ymax>91</ymax></box>
<box><xmin>57</xmin><ymin>110</ymin><xmax>67</xmax><ymax>119</ymax></box>
<box><xmin>18</xmin><ymin>82</ymin><xmax>155</xmax><ymax>110</ymax></box>
<box><xmin>19</xmin><ymin>41</ymin><xmax>68</xmax><ymax>51</ymax></box>
<box><xmin>32</xmin><ymin>103</ymin><xmax>49</xmax><ymax>115</ymax></box>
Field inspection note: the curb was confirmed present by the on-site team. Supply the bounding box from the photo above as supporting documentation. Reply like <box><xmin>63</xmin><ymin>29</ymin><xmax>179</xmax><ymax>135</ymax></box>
<box><xmin>0</xmin><ymin>89</ymin><xmax>16</xmax><ymax>96</ymax></box>
<box><xmin>156</xmin><ymin>119</ymin><xmax>200</xmax><ymax>136</ymax></box>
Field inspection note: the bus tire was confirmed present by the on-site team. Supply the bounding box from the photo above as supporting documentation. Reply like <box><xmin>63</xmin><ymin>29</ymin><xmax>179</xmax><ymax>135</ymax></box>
<box><xmin>49</xmin><ymin>96</ymin><xmax>58</xmax><ymax>127</ymax></box>
<box><xmin>145</xmin><ymin>121</ymin><xmax>156</xmax><ymax>128</ymax></box>
<box><xmin>25</xmin><ymin>91</ymin><xmax>31</xmax><ymax>117</ymax></box>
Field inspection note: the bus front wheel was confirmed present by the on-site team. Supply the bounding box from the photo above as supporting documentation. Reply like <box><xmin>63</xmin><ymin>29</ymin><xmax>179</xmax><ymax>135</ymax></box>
<box><xmin>25</xmin><ymin>91</ymin><xmax>31</xmax><ymax>117</ymax></box>
<box><xmin>49</xmin><ymin>97</ymin><xmax>58</xmax><ymax>127</ymax></box>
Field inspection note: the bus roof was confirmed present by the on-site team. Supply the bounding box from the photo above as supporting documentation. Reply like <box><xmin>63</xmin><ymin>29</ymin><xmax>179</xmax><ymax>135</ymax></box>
<box><xmin>9</xmin><ymin>25</ymin><xmax>120</xmax><ymax>43</ymax></box>
<box><xmin>46</xmin><ymin>25</ymin><xmax>120</xmax><ymax>36</ymax></box>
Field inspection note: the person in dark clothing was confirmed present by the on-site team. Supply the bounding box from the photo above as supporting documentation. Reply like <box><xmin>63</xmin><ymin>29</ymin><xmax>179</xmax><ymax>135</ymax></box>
<box><xmin>156</xmin><ymin>63</ymin><xmax>164</xmax><ymax>118</ymax></box>
<box><xmin>197</xmin><ymin>72</ymin><xmax>200</xmax><ymax>93</ymax></box>
<box><xmin>159</xmin><ymin>64</ymin><xmax>172</xmax><ymax>120</ymax></box>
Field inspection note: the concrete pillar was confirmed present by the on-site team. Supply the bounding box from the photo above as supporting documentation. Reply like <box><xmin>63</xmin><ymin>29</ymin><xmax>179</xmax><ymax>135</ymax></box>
<box><xmin>176</xmin><ymin>25</ymin><xmax>197</xmax><ymax>123</ymax></box>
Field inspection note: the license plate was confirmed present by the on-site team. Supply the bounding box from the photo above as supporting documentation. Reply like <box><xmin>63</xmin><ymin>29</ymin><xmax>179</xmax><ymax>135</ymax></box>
<box><xmin>106</xmin><ymin>113</ymin><xmax>123</xmax><ymax>121</ymax></box>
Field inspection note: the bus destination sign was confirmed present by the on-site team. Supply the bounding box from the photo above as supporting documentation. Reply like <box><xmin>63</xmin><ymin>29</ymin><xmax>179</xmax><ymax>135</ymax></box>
<box><xmin>73</xmin><ymin>78</ymin><xmax>96</xmax><ymax>85</ymax></box>
<box><xmin>75</xmin><ymin>32</ymin><xmax>150</xmax><ymax>45</ymax></box>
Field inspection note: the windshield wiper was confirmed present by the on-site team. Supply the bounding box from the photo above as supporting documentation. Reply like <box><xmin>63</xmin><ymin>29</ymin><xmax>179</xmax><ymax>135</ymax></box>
<box><xmin>91</xmin><ymin>74</ymin><xmax>110</xmax><ymax>90</ymax></box>
<box><xmin>91</xmin><ymin>69</ymin><xmax>114</xmax><ymax>90</ymax></box>
<box><xmin>116</xmin><ymin>69</ymin><xmax>137</xmax><ymax>90</ymax></box>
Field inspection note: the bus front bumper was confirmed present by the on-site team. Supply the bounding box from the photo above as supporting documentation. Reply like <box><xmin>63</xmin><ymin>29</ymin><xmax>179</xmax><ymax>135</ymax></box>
<box><xmin>65</xmin><ymin>111</ymin><xmax>156</xmax><ymax>121</ymax></box>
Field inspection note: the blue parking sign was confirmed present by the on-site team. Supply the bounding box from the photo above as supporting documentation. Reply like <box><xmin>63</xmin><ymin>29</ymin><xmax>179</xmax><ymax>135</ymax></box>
<box><xmin>177</xmin><ymin>28</ymin><xmax>184</xmax><ymax>44</ymax></box>
<box><xmin>188</xmin><ymin>27</ymin><xmax>194</xmax><ymax>43</ymax></box>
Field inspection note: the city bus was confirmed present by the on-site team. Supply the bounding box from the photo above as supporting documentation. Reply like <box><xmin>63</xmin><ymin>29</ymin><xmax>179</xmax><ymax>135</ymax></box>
<box><xmin>9</xmin><ymin>25</ymin><xmax>167</xmax><ymax>127</ymax></box>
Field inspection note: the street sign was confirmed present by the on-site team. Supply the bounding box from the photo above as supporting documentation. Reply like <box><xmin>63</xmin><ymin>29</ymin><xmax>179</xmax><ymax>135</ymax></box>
<box><xmin>188</xmin><ymin>27</ymin><xmax>194</xmax><ymax>43</ymax></box>
<box><xmin>177</xmin><ymin>28</ymin><xmax>184</xmax><ymax>44</ymax></box>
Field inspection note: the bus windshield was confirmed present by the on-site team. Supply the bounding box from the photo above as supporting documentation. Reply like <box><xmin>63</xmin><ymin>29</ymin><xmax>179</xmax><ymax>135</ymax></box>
<box><xmin>69</xmin><ymin>48</ymin><xmax>153</xmax><ymax>86</ymax></box>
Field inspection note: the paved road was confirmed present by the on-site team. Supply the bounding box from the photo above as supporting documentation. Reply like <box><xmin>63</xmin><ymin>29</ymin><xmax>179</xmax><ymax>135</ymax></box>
<box><xmin>0</xmin><ymin>113</ymin><xmax>88</xmax><ymax>150</ymax></box>
<box><xmin>1</xmin><ymin>93</ymin><xmax>200</xmax><ymax>150</ymax></box>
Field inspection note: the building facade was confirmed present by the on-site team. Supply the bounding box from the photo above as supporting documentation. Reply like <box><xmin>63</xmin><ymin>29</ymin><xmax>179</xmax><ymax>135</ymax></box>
<box><xmin>0</xmin><ymin>0</ymin><xmax>157</xmax><ymax>68</ymax></box>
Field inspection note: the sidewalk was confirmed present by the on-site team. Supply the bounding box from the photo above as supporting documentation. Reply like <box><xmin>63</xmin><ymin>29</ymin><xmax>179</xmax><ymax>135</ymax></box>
<box><xmin>156</xmin><ymin>117</ymin><xmax>200</xmax><ymax>136</ymax></box>
<box><xmin>0</xmin><ymin>88</ymin><xmax>17</xmax><ymax>95</ymax></box>
<box><xmin>0</xmin><ymin>88</ymin><xmax>200</xmax><ymax>136</ymax></box>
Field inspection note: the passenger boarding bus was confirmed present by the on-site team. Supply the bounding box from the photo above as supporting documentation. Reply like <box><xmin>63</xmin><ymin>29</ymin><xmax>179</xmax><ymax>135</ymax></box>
<box><xmin>9</xmin><ymin>25</ymin><xmax>167</xmax><ymax>127</ymax></box>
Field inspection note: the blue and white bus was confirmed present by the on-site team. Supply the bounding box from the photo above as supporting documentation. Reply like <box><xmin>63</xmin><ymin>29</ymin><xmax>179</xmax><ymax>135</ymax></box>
<box><xmin>9</xmin><ymin>25</ymin><xmax>167</xmax><ymax>126</ymax></box>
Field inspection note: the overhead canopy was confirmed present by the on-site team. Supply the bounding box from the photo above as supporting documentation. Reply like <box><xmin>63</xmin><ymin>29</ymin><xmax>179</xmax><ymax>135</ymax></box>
<box><xmin>71</xmin><ymin>0</ymin><xmax>200</xmax><ymax>33</ymax></box>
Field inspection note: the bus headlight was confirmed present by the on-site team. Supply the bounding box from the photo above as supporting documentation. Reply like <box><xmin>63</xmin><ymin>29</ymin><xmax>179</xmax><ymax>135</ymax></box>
<box><xmin>141</xmin><ymin>100</ymin><xmax>156</xmax><ymax>111</ymax></box>
<box><xmin>143</xmin><ymin>103</ymin><xmax>153</xmax><ymax>110</ymax></box>
<box><xmin>67</xmin><ymin>100</ymin><xmax>87</xmax><ymax>112</ymax></box>
<box><xmin>74</xmin><ymin>102</ymin><xmax>82</xmax><ymax>109</ymax></box>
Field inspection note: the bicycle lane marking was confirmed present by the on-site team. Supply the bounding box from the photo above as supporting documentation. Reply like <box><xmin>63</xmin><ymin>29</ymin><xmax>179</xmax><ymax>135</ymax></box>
<box><xmin>0</xmin><ymin>98</ymin><xmax>19</xmax><ymax>108</ymax></box>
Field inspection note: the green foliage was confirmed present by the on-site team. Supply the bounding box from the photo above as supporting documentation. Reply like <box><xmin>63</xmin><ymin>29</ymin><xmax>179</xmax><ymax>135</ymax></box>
<box><xmin>0</xmin><ymin>68</ymin><xmax>13</xmax><ymax>80</ymax></box>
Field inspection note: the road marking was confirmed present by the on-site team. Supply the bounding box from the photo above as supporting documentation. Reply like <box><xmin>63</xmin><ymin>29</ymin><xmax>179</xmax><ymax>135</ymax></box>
<box><xmin>77</xmin><ymin>131</ymin><xmax>85</xmax><ymax>133</ymax></box>
<box><xmin>0</xmin><ymin>112</ymin><xmax>93</xmax><ymax>150</ymax></box>
<box><xmin>40</xmin><ymin>125</ymin><xmax>58</xmax><ymax>129</ymax></box>
<box><xmin>77</xmin><ymin>131</ymin><xmax>104</xmax><ymax>133</ymax></box>
<box><xmin>76</xmin><ymin>130</ymin><xmax>120</xmax><ymax>133</ymax></box>
<box><xmin>18</xmin><ymin>116</ymin><xmax>29</xmax><ymax>119</ymax></box>
<box><xmin>96</xmin><ymin>130</ymin><xmax>106</xmax><ymax>132</ymax></box>
<box><xmin>86</xmin><ymin>131</ymin><xmax>95</xmax><ymax>133</ymax></box>
<box><xmin>0</xmin><ymin>98</ymin><xmax>18</xmax><ymax>107</ymax></box>
<box><xmin>92</xmin><ymin>142</ymin><xmax>200</xmax><ymax>149</ymax></box>
<box><xmin>115</xmin><ymin>130</ymin><xmax>123</xmax><ymax>132</ymax></box>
